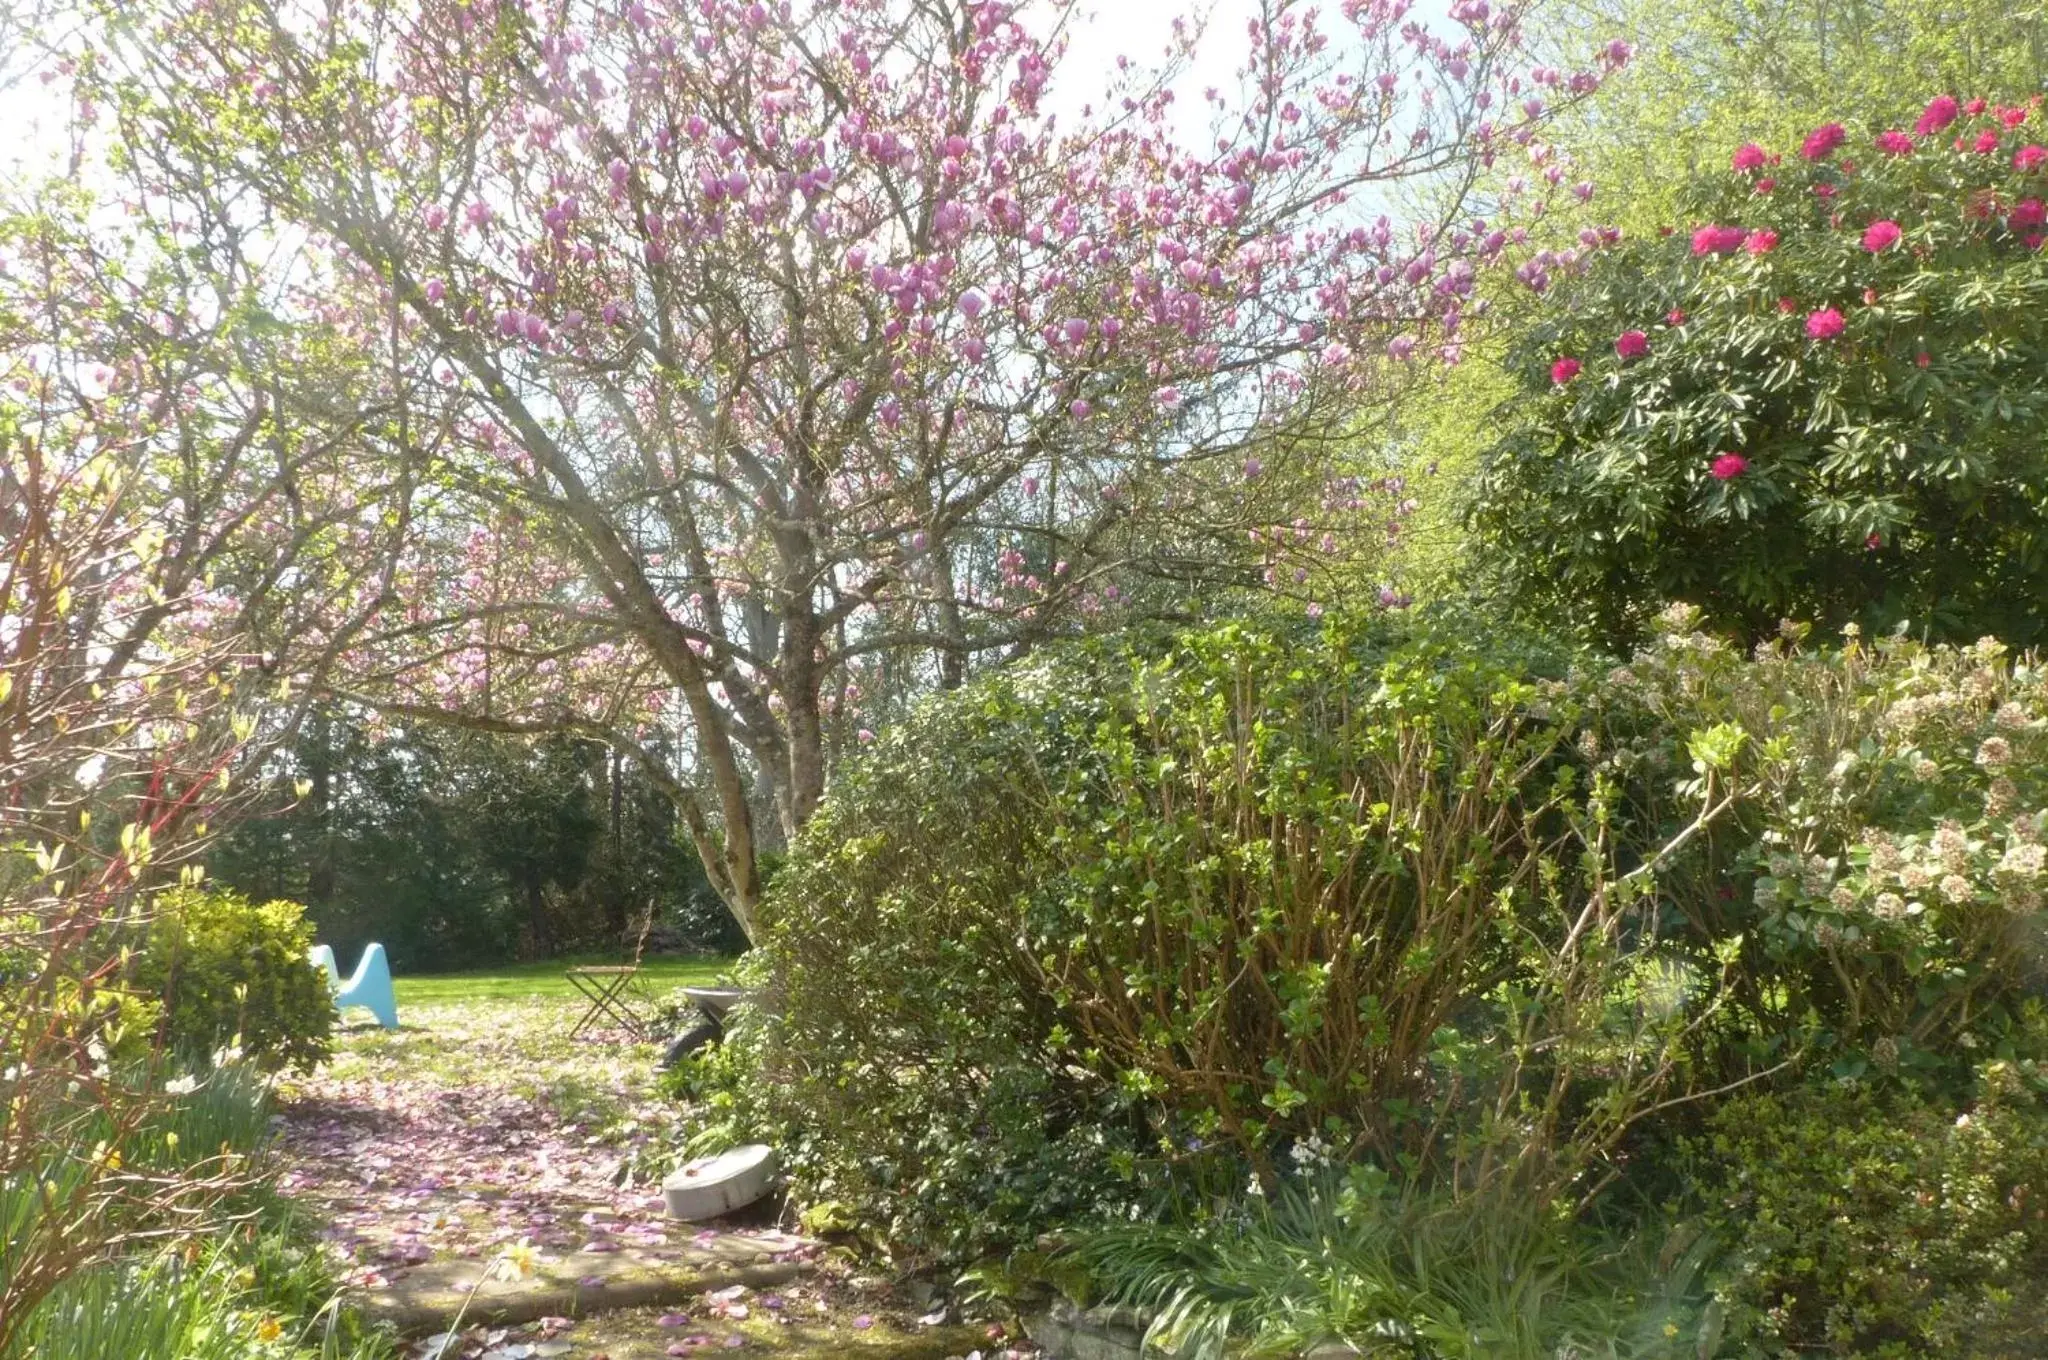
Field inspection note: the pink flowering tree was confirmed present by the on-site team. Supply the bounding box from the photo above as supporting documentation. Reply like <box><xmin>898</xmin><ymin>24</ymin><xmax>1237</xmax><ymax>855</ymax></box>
<box><xmin>88</xmin><ymin>0</ymin><xmax>1625</xmax><ymax>933</ymax></box>
<box><xmin>1473</xmin><ymin>95</ymin><xmax>2048</xmax><ymax>646</ymax></box>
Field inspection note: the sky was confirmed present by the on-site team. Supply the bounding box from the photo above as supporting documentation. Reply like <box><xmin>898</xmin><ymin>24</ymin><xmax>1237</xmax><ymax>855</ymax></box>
<box><xmin>0</xmin><ymin>0</ymin><xmax>1271</xmax><ymax>176</ymax></box>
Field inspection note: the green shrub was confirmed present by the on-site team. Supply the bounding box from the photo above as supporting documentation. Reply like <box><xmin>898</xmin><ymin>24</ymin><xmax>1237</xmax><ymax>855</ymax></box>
<box><xmin>1690</xmin><ymin>1062</ymin><xmax>2048</xmax><ymax>1357</ymax></box>
<box><xmin>1472</xmin><ymin>100</ymin><xmax>2048</xmax><ymax>648</ymax></box>
<box><xmin>132</xmin><ymin>887</ymin><xmax>333</xmax><ymax>1074</ymax></box>
<box><xmin>693</xmin><ymin>638</ymin><xmax>1156</xmax><ymax>1261</ymax></box>
<box><xmin>706</xmin><ymin>611</ymin><xmax>1748</xmax><ymax>1258</ymax></box>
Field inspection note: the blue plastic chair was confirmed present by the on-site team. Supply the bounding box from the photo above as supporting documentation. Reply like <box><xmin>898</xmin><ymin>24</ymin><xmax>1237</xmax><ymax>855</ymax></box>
<box><xmin>309</xmin><ymin>943</ymin><xmax>398</xmax><ymax>1029</ymax></box>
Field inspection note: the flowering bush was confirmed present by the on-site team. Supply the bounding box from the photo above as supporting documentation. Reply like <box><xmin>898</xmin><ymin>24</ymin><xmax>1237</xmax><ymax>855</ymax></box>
<box><xmin>1605</xmin><ymin>610</ymin><xmax>2048</xmax><ymax>1087</ymax></box>
<box><xmin>1473</xmin><ymin>96</ymin><xmax>2048</xmax><ymax>646</ymax></box>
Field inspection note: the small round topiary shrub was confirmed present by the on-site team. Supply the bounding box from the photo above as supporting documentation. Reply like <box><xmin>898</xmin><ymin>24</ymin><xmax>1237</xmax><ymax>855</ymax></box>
<box><xmin>131</xmin><ymin>886</ymin><xmax>334</xmax><ymax>1074</ymax></box>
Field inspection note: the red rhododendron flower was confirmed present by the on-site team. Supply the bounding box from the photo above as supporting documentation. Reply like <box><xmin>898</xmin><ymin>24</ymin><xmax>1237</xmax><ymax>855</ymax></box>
<box><xmin>1667</xmin><ymin>308</ymin><xmax>1687</xmax><ymax>325</ymax></box>
<box><xmin>1974</xmin><ymin>129</ymin><xmax>2002</xmax><ymax>154</ymax></box>
<box><xmin>1866</xmin><ymin>532</ymin><xmax>1884</xmax><ymax>550</ymax></box>
<box><xmin>1755</xmin><ymin>177</ymin><xmax>1776</xmax><ymax>194</ymax></box>
<box><xmin>1915</xmin><ymin>351</ymin><xmax>1931</xmax><ymax>367</ymax></box>
<box><xmin>2017</xmin><ymin>145</ymin><xmax>2048</xmax><ymax>172</ymax></box>
<box><xmin>1862</xmin><ymin>220</ymin><xmax>1902</xmax><ymax>251</ymax></box>
<box><xmin>1551</xmin><ymin>356</ymin><xmax>1582</xmax><ymax>384</ymax></box>
<box><xmin>1800</xmin><ymin>123</ymin><xmax>1847</xmax><ymax>159</ymax></box>
<box><xmin>2002</xmin><ymin>106</ymin><xmax>2030</xmax><ymax>128</ymax></box>
<box><xmin>1967</xmin><ymin>97</ymin><xmax>1988</xmax><ymax>115</ymax></box>
<box><xmin>1915</xmin><ymin>95</ymin><xmax>1960</xmax><ymax>135</ymax></box>
<box><xmin>1710</xmin><ymin>453</ymin><xmax>1749</xmax><ymax>480</ymax></box>
<box><xmin>2030</xmin><ymin>232</ymin><xmax>2047</xmax><ymax>251</ymax></box>
<box><xmin>2012</xmin><ymin>198</ymin><xmax>2047</xmax><ymax>228</ymax></box>
<box><xmin>1744</xmin><ymin>229</ymin><xmax>1778</xmax><ymax>254</ymax></box>
<box><xmin>1806</xmin><ymin>308</ymin><xmax>1846</xmax><ymax>339</ymax></box>
<box><xmin>1731</xmin><ymin>142</ymin><xmax>1767</xmax><ymax>171</ymax></box>
<box><xmin>1777</xmin><ymin>296</ymin><xmax>1797</xmax><ymax>313</ymax></box>
<box><xmin>1691</xmin><ymin>224</ymin><xmax>1746</xmax><ymax>254</ymax></box>
<box><xmin>1615</xmin><ymin>329</ymin><xmax>1649</xmax><ymax>359</ymax></box>
<box><xmin>1814</xmin><ymin>183</ymin><xmax>1837</xmax><ymax>198</ymax></box>
<box><xmin>1875</xmin><ymin>130</ymin><xmax>1914</xmax><ymax>156</ymax></box>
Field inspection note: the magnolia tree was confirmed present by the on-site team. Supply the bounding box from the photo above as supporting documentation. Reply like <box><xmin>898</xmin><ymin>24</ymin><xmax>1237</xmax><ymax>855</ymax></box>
<box><xmin>91</xmin><ymin>0</ymin><xmax>1628</xmax><ymax>933</ymax></box>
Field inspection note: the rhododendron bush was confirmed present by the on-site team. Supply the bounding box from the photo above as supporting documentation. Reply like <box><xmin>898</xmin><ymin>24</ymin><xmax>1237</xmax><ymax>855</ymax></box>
<box><xmin>81</xmin><ymin>0</ymin><xmax>1627</xmax><ymax>932</ymax></box>
<box><xmin>1471</xmin><ymin>96</ymin><xmax>2048</xmax><ymax>646</ymax></box>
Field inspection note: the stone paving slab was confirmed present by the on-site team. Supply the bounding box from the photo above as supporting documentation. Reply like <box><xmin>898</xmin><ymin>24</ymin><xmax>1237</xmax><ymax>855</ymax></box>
<box><xmin>357</xmin><ymin>1235</ymin><xmax>809</xmax><ymax>1335</ymax></box>
<box><xmin>560</xmin><ymin>1304</ymin><xmax>1003</xmax><ymax>1359</ymax></box>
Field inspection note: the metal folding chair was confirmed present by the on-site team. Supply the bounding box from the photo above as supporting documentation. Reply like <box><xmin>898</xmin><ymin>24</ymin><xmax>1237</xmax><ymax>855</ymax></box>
<box><xmin>564</xmin><ymin>904</ymin><xmax>656</xmax><ymax>1039</ymax></box>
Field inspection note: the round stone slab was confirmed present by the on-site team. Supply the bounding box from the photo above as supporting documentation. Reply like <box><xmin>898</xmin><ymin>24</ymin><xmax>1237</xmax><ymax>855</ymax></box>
<box><xmin>663</xmin><ymin>1144</ymin><xmax>778</xmax><ymax>1221</ymax></box>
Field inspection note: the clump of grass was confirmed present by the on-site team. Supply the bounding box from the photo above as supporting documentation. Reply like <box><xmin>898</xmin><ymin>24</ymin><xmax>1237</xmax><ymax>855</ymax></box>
<box><xmin>1061</xmin><ymin>1173</ymin><xmax>1716</xmax><ymax>1360</ymax></box>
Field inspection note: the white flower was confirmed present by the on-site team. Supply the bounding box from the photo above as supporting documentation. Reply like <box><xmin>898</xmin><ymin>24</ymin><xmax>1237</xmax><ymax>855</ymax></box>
<box><xmin>2000</xmin><ymin>843</ymin><xmax>2047</xmax><ymax>878</ymax></box>
<box><xmin>164</xmin><ymin>1074</ymin><xmax>199</xmax><ymax>1096</ymax></box>
<box><xmin>74</xmin><ymin>754</ymin><xmax>106</xmax><ymax>788</ymax></box>
<box><xmin>1940</xmin><ymin>873</ymin><xmax>1975</xmax><ymax>905</ymax></box>
<box><xmin>1976</xmin><ymin>736</ymin><xmax>2013</xmax><ymax>769</ymax></box>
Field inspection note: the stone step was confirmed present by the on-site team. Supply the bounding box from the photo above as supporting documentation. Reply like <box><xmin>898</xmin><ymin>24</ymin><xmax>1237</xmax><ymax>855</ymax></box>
<box><xmin>356</xmin><ymin>1231</ymin><xmax>808</xmax><ymax>1335</ymax></box>
<box><xmin>564</xmin><ymin>1305</ymin><xmax>999</xmax><ymax>1359</ymax></box>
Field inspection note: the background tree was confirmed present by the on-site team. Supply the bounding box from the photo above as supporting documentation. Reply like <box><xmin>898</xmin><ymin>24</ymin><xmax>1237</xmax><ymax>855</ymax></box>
<box><xmin>212</xmin><ymin>718</ymin><xmax>724</xmax><ymax>969</ymax></box>
<box><xmin>88</xmin><ymin>0</ymin><xmax>1628</xmax><ymax>935</ymax></box>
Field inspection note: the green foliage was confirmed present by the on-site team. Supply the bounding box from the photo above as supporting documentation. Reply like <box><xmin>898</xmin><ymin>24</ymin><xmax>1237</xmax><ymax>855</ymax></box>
<box><xmin>1020</xmin><ymin>614</ymin><xmax>1618</xmax><ymax>1175</ymax></box>
<box><xmin>210</xmin><ymin>717</ymin><xmax>733</xmax><ymax>971</ymax></box>
<box><xmin>1556</xmin><ymin>0</ymin><xmax>2048</xmax><ymax>234</ymax></box>
<box><xmin>1690</xmin><ymin>1064</ymin><xmax>2048</xmax><ymax>1357</ymax></box>
<box><xmin>690</xmin><ymin>643</ymin><xmax>1157</xmax><ymax>1261</ymax></box>
<box><xmin>1062</xmin><ymin>1175</ymin><xmax>1712</xmax><ymax>1360</ymax></box>
<box><xmin>132</xmin><ymin>886</ymin><xmax>334</xmax><ymax>1074</ymax></box>
<box><xmin>1472</xmin><ymin>109</ymin><xmax>2048</xmax><ymax>646</ymax></box>
<box><xmin>701</xmin><ymin>611</ymin><xmax>1762</xmax><ymax>1258</ymax></box>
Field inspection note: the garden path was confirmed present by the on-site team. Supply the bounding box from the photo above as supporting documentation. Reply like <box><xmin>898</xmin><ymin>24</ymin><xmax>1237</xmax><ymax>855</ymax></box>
<box><xmin>273</xmin><ymin>991</ymin><xmax>1021</xmax><ymax>1360</ymax></box>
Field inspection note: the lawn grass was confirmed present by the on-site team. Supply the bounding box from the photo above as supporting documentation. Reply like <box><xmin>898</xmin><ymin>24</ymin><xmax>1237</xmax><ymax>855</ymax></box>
<box><xmin>393</xmin><ymin>954</ymin><xmax>734</xmax><ymax>1004</ymax></box>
